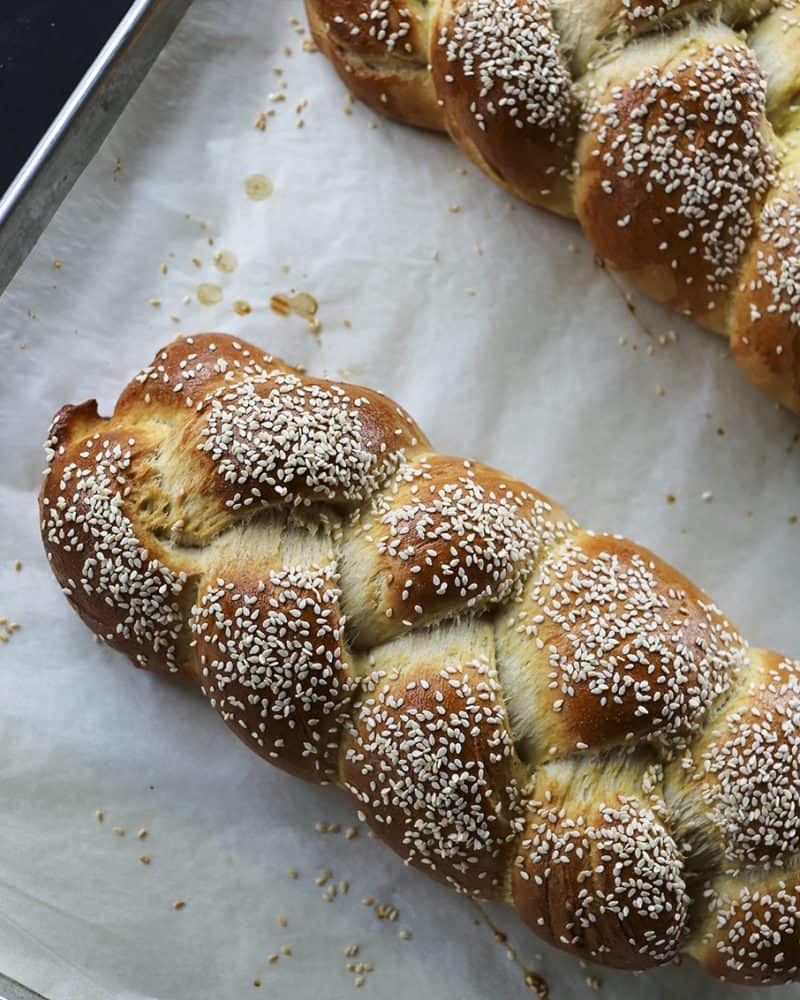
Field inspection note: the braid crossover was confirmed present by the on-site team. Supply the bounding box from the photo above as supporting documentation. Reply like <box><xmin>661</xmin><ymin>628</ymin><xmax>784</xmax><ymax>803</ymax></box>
<box><xmin>306</xmin><ymin>0</ymin><xmax>800</xmax><ymax>414</ymax></box>
<box><xmin>40</xmin><ymin>334</ymin><xmax>800</xmax><ymax>984</ymax></box>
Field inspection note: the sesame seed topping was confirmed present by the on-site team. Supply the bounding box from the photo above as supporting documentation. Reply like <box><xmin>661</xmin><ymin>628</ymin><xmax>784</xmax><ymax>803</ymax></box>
<box><xmin>584</xmin><ymin>40</ymin><xmax>777</xmax><ymax>304</ymax></box>
<box><xmin>40</xmin><ymin>334</ymin><xmax>799</xmax><ymax>983</ymax></box>
<box><xmin>438</xmin><ymin>0</ymin><xmax>572</xmax><ymax>134</ymax></box>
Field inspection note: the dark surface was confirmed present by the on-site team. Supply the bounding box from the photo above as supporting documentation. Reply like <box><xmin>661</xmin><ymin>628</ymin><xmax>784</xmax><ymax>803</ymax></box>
<box><xmin>0</xmin><ymin>0</ymin><xmax>134</xmax><ymax>198</ymax></box>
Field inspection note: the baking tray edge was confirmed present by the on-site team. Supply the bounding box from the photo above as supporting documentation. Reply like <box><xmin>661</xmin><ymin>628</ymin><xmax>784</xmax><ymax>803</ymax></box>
<box><xmin>0</xmin><ymin>0</ymin><xmax>193</xmax><ymax>296</ymax></box>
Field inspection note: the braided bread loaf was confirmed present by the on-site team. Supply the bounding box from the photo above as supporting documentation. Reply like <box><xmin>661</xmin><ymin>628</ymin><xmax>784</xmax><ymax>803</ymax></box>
<box><xmin>306</xmin><ymin>0</ymin><xmax>800</xmax><ymax>414</ymax></box>
<box><xmin>40</xmin><ymin>334</ymin><xmax>800</xmax><ymax>984</ymax></box>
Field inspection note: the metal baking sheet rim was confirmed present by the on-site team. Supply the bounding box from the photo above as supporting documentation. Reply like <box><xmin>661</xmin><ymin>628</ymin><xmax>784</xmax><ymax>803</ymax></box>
<box><xmin>0</xmin><ymin>0</ymin><xmax>193</xmax><ymax>297</ymax></box>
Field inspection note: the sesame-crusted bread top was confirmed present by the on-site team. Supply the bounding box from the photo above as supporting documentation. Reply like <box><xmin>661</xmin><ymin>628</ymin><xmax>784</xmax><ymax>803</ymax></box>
<box><xmin>689</xmin><ymin>858</ymin><xmax>800</xmax><ymax>983</ymax></box>
<box><xmin>41</xmin><ymin>334</ymin><xmax>799</xmax><ymax>984</ymax></box>
<box><xmin>667</xmin><ymin>649</ymin><xmax>800</xmax><ymax>869</ymax></box>
<box><xmin>340</xmin><ymin>452</ymin><xmax>576</xmax><ymax>646</ymax></box>
<box><xmin>512</xmin><ymin>753</ymin><xmax>690</xmax><ymax>969</ymax></box>
<box><xmin>731</xmin><ymin>151</ymin><xmax>800</xmax><ymax>411</ymax></box>
<box><xmin>306</xmin><ymin>0</ymin><xmax>445</xmax><ymax>130</ymax></box>
<box><xmin>575</xmin><ymin>28</ymin><xmax>779</xmax><ymax>331</ymax></box>
<box><xmin>343</xmin><ymin>619</ymin><xmax>526</xmax><ymax>896</ymax></box>
<box><xmin>431</xmin><ymin>0</ymin><xmax>577</xmax><ymax>213</ymax></box>
<box><xmin>314</xmin><ymin>0</ymin><xmax>430</xmax><ymax>62</ymax></box>
<box><xmin>495</xmin><ymin>530</ymin><xmax>747</xmax><ymax>764</ymax></box>
<box><xmin>307</xmin><ymin>0</ymin><xmax>800</xmax><ymax>413</ymax></box>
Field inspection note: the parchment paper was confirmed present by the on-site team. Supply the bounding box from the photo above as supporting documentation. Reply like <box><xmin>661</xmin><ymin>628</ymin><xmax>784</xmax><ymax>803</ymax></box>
<box><xmin>0</xmin><ymin>1</ymin><xmax>797</xmax><ymax>997</ymax></box>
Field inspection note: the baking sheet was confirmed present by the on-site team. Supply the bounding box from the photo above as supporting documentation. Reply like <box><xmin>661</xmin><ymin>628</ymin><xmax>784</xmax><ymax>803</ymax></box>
<box><xmin>0</xmin><ymin>0</ymin><xmax>798</xmax><ymax>997</ymax></box>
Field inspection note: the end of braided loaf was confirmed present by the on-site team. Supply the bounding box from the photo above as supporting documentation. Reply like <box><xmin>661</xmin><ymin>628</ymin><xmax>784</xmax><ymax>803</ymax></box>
<box><xmin>40</xmin><ymin>334</ymin><xmax>800</xmax><ymax>983</ymax></box>
<box><xmin>306</xmin><ymin>0</ymin><xmax>800</xmax><ymax>413</ymax></box>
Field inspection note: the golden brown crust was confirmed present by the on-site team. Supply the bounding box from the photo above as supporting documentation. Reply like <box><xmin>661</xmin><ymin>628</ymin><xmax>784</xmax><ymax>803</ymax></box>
<box><xmin>689</xmin><ymin>864</ymin><xmax>800</xmax><ymax>984</ymax></box>
<box><xmin>306</xmin><ymin>0</ymin><xmax>446</xmax><ymax>131</ymax></box>
<box><xmin>495</xmin><ymin>531</ymin><xmax>746</xmax><ymax>762</ymax></box>
<box><xmin>575</xmin><ymin>32</ymin><xmax>779</xmax><ymax>332</ymax></box>
<box><xmin>342</xmin><ymin>623</ymin><xmax>525</xmax><ymax>896</ymax></box>
<box><xmin>39</xmin><ymin>404</ymin><xmax>195</xmax><ymax>676</ymax></box>
<box><xmin>431</xmin><ymin>0</ymin><xmax>576</xmax><ymax>215</ymax></box>
<box><xmin>512</xmin><ymin>756</ymin><xmax>689</xmax><ymax>969</ymax></box>
<box><xmin>339</xmin><ymin>453</ymin><xmax>576</xmax><ymax>647</ymax></box>
<box><xmin>731</xmin><ymin>168</ymin><xmax>800</xmax><ymax>412</ymax></box>
<box><xmin>310</xmin><ymin>0</ymin><xmax>430</xmax><ymax>64</ymax></box>
<box><xmin>113</xmin><ymin>333</ymin><xmax>291</xmax><ymax>419</ymax></box>
<box><xmin>40</xmin><ymin>334</ymin><xmax>800</xmax><ymax>983</ymax></box>
<box><xmin>308</xmin><ymin>0</ymin><xmax>800</xmax><ymax>413</ymax></box>
<box><xmin>193</xmin><ymin>545</ymin><xmax>357</xmax><ymax>784</ymax></box>
<box><xmin>667</xmin><ymin>649</ymin><xmax>800</xmax><ymax>869</ymax></box>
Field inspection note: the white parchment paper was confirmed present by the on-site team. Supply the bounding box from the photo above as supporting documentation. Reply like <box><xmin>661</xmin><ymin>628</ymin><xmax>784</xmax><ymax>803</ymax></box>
<box><xmin>0</xmin><ymin>1</ymin><xmax>798</xmax><ymax>997</ymax></box>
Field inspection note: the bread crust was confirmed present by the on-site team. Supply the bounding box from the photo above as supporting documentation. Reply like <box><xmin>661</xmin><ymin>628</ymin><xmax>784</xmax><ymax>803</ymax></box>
<box><xmin>307</xmin><ymin>0</ymin><xmax>800</xmax><ymax>413</ymax></box>
<box><xmin>40</xmin><ymin>334</ymin><xmax>800</xmax><ymax>983</ymax></box>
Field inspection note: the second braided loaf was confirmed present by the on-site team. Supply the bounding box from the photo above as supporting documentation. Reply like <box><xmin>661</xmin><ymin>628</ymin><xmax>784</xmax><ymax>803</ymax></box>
<box><xmin>306</xmin><ymin>0</ymin><xmax>800</xmax><ymax>414</ymax></box>
<box><xmin>40</xmin><ymin>334</ymin><xmax>800</xmax><ymax>984</ymax></box>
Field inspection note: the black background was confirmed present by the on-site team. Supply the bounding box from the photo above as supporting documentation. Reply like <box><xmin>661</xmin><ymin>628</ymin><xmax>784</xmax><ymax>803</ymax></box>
<box><xmin>0</xmin><ymin>1</ymin><xmax>133</xmax><ymax>197</ymax></box>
